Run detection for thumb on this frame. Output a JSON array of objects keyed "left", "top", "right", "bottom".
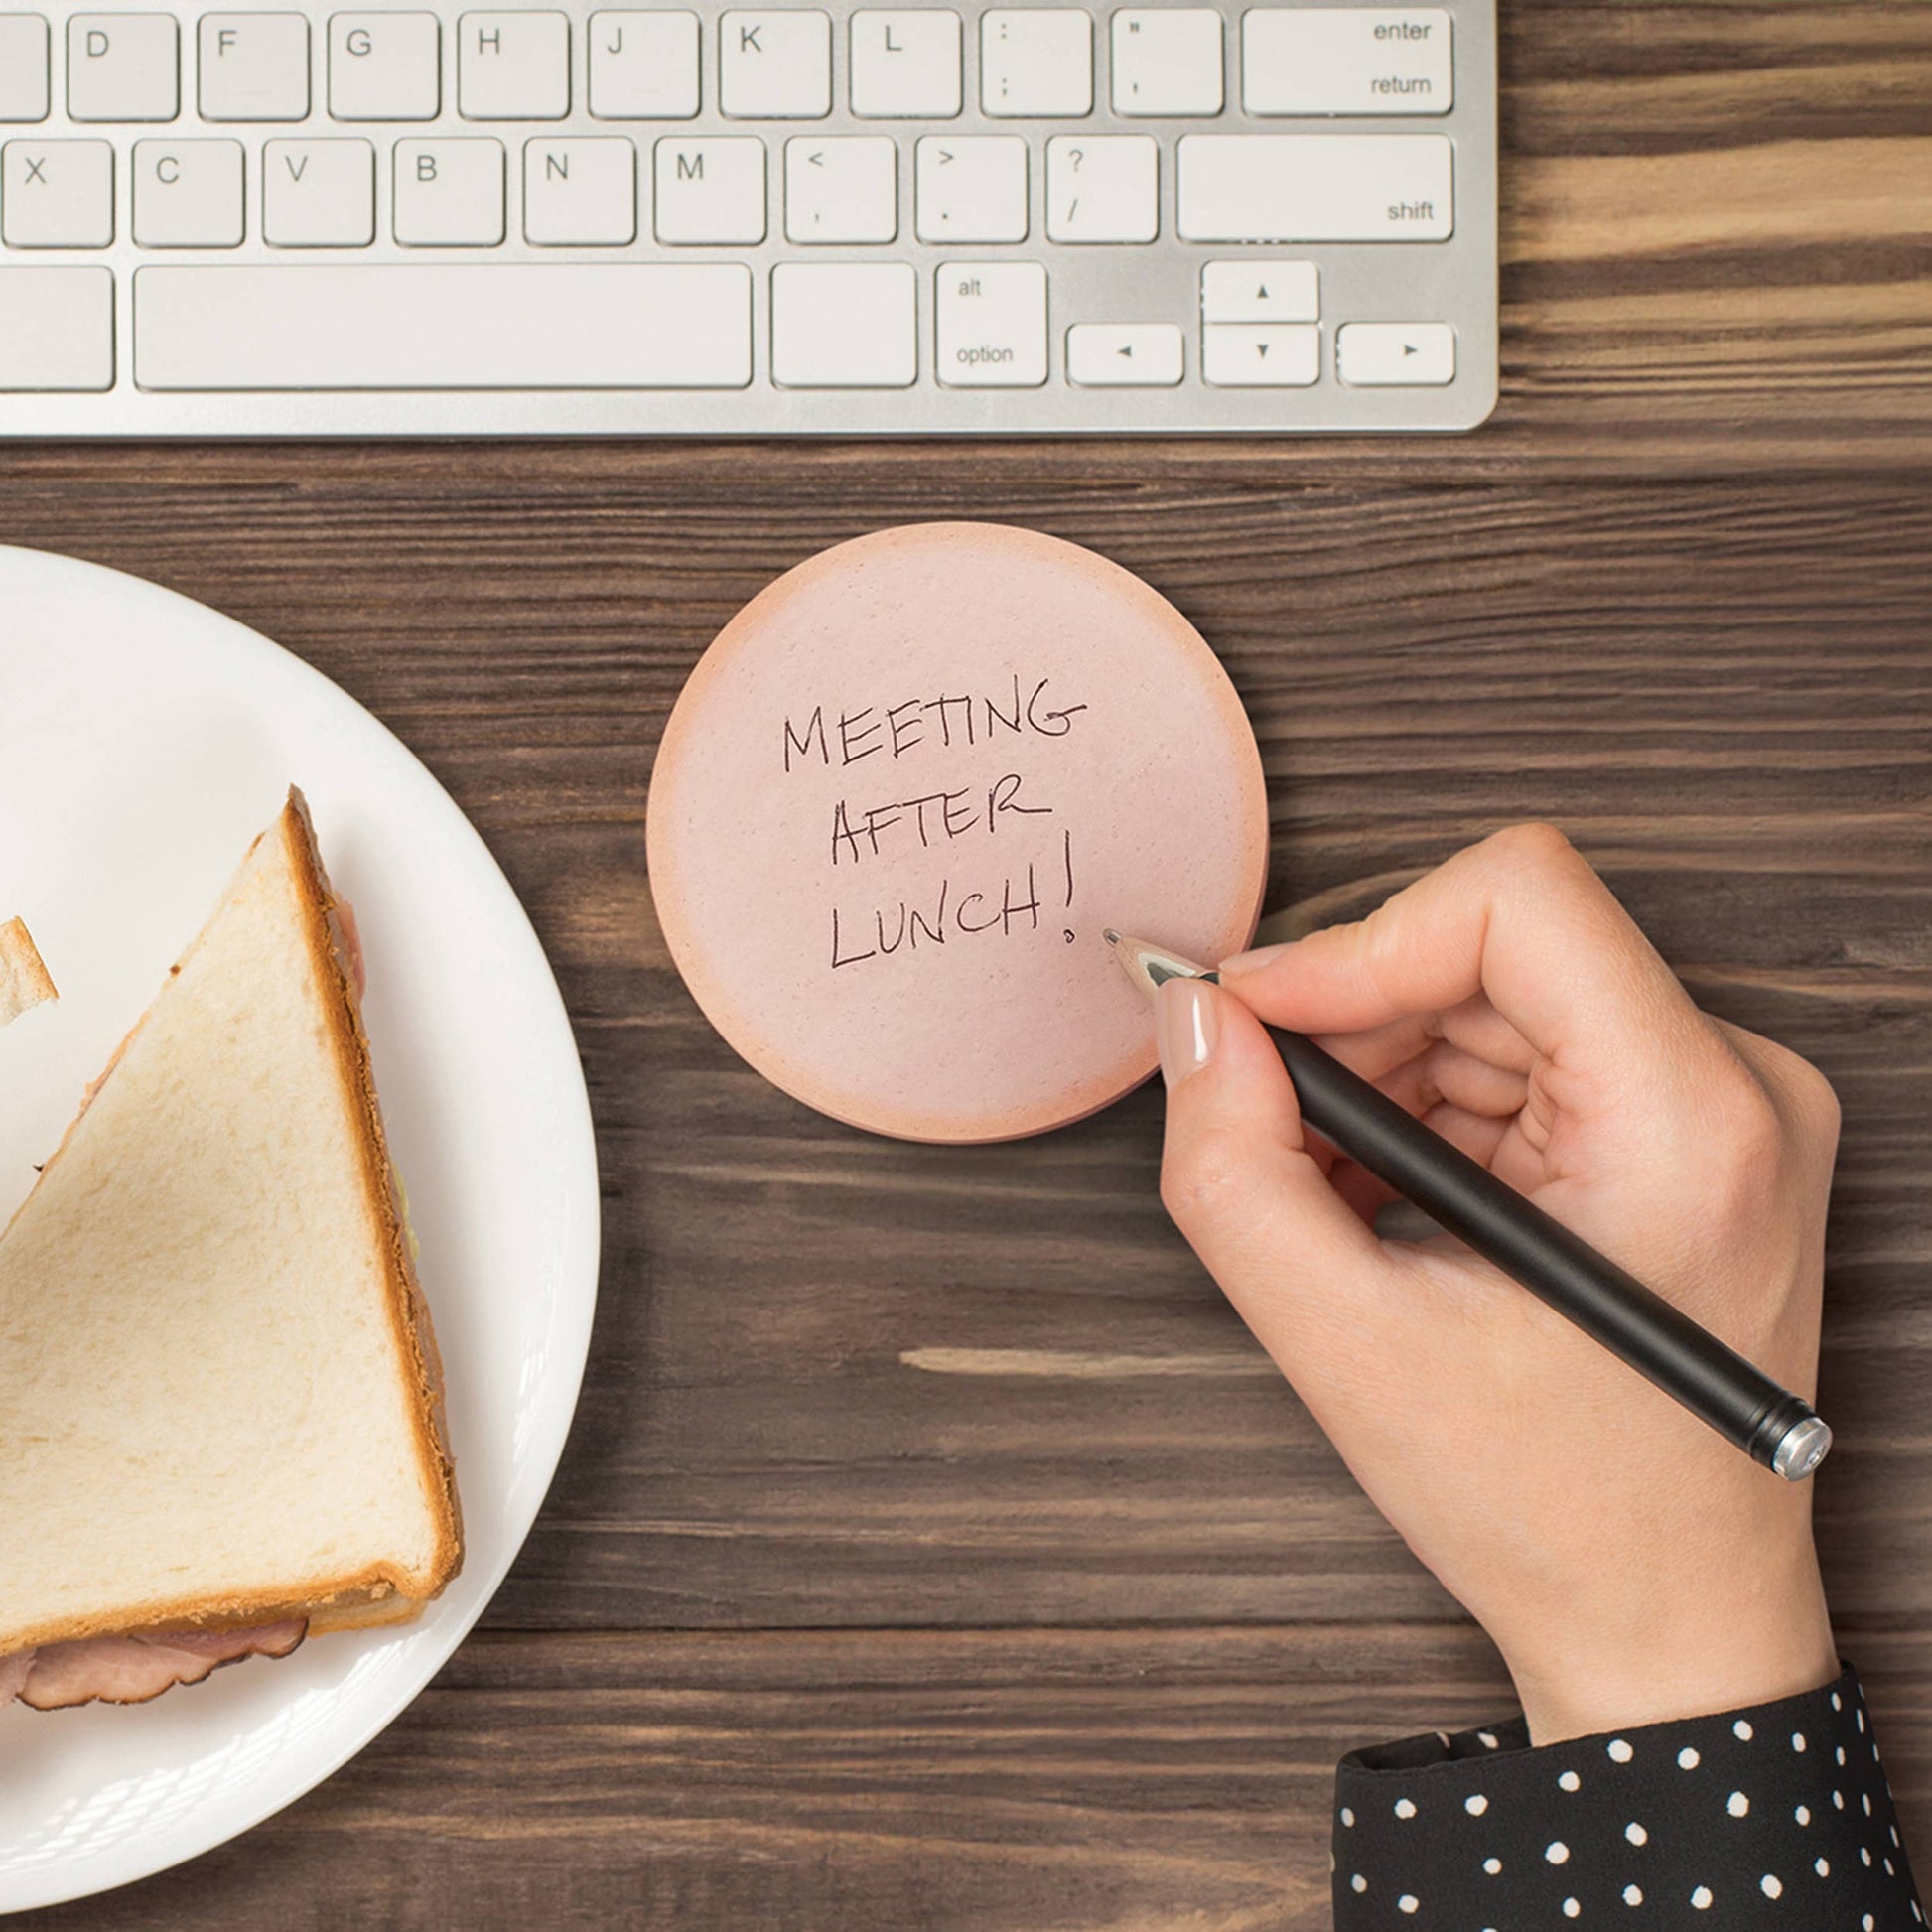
[{"left": 1156, "top": 978, "right": 1408, "bottom": 1393}]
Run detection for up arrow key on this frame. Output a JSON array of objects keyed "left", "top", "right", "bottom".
[{"left": 1200, "top": 261, "right": 1319, "bottom": 325}]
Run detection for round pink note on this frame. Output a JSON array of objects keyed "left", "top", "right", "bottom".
[{"left": 646, "top": 523, "right": 1268, "bottom": 1142}]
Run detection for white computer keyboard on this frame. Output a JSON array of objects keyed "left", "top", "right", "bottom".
[{"left": 0, "top": 2, "right": 1496, "bottom": 437}]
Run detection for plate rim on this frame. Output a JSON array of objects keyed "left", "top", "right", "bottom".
[{"left": 0, "top": 542, "right": 602, "bottom": 1915}]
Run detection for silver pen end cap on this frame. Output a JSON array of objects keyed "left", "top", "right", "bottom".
[{"left": 1772, "top": 1416, "right": 1833, "bottom": 1482}]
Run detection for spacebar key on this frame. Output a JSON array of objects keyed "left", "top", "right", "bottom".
[{"left": 134, "top": 264, "right": 754, "bottom": 391}]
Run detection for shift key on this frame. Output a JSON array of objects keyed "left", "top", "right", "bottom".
[{"left": 1178, "top": 134, "right": 1451, "bottom": 242}]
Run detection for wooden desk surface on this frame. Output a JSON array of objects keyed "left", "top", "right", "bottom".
[{"left": 9, "top": 4, "right": 1930, "bottom": 1924}]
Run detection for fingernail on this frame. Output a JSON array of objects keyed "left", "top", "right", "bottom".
[
  {"left": 1218, "top": 940, "right": 1294, "bottom": 977},
  {"left": 1157, "top": 980, "right": 1219, "bottom": 1089}
]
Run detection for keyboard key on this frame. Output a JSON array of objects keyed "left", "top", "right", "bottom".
[
  {"left": 588, "top": 11, "right": 698, "bottom": 119},
  {"left": 1201, "top": 258, "right": 1317, "bottom": 322},
  {"left": 68, "top": 15, "right": 179, "bottom": 123},
  {"left": 134, "top": 263, "right": 754, "bottom": 388},
  {"left": 1202, "top": 322, "right": 1318, "bottom": 385},
  {"left": 200, "top": 15, "right": 311, "bottom": 121},
  {"left": 721, "top": 12, "right": 831, "bottom": 119},
  {"left": 263, "top": 137, "right": 373, "bottom": 244},
  {"left": 936, "top": 260, "right": 1044, "bottom": 386},
  {"left": 0, "top": 267, "right": 113, "bottom": 389},
  {"left": 0, "top": 16, "right": 51, "bottom": 123},
  {"left": 653, "top": 135, "right": 765, "bottom": 242},
  {"left": 785, "top": 136, "right": 896, "bottom": 244},
  {"left": 772, "top": 262, "right": 915, "bottom": 386},
  {"left": 914, "top": 135, "right": 1025, "bottom": 243},
  {"left": 1111, "top": 11, "right": 1222, "bottom": 117},
  {"left": 459, "top": 12, "right": 568, "bottom": 120},
  {"left": 525, "top": 137, "right": 636, "bottom": 244},
  {"left": 329, "top": 13, "right": 440, "bottom": 121},
  {"left": 1337, "top": 320, "right": 1453, "bottom": 384},
  {"left": 132, "top": 138, "right": 245, "bottom": 246},
  {"left": 1244, "top": 9, "right": 1451, "bottom": 117},
  {"left": 1177, "top": 134, "right": 1451, "bottom": 241},
  {"left": 850, "top": 11, "right": 960, "bottom": 119},
  {"left": 1066, "top": 322, "right": 1181, "bottom": 386},
  {"left": 2, "top": 140, "right": 113, "bottom": 246},
  {"left": 1044, "top": 134, "right": 1156, "bottom": 243},
  {"left": 981, "top": 11, "right": 1090, "bottom": 118},
  {"left": 393, "top": 136, "right": 504, "bottom": 245}
]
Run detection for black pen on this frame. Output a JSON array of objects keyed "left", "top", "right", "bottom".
[{"left": 1105, "top": 929, "right": 1834, "bottom": 1482}]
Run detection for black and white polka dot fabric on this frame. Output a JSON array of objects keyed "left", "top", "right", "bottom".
[{"left": 1333, "top": 1663, "right": 1921, "bottom": 1926}]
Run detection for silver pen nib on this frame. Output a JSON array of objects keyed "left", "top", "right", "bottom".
[{"left": 1103, "top": 929, "right": 1215, "bottom": 1001}]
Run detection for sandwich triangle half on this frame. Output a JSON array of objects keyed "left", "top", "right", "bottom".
[{"left": 0, "top": 790, "right": 461, "bottom": 1656}]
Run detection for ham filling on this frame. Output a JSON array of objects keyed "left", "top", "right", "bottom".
[
  {"left": 334, "top": 895, "right": 367, "bottom": 1004},
  {"left": 1, "top": 1620, "right": 307, "bottom": 1711}
]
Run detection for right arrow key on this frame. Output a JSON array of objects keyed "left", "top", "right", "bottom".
[{"left": 1337, "top": 322, "right": 1456, "bottom": 386}]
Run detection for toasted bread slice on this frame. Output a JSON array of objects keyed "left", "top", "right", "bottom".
[
  {"left": 0, "top": 791, "right": 461, "bottom": 1658},
  {"left": 0, "top": 917, "right": 56, "bottom": 1029}
]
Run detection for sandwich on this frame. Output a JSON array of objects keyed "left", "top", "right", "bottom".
[
  {"left": 0, "top": 791, "right": 461, "bottom": 1710},
  {"left": 0, "top": 916, "right": 56, "bottom": 1028}
]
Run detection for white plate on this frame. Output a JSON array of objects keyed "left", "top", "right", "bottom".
[{"left": 0, "top": 546, "right": 601, "bottom": 1914}]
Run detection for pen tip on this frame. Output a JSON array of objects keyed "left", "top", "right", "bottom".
[
  {"left": 1102, "top": 931, "right": 1212, "bottom": 999},
  {"left": 1102, "top": 927, "right": 1121, "bottom": 946}
]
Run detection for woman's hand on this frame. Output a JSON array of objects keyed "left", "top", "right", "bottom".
[{"left": 1157, "top": 824, "right": 1842, "bottom": 1743}]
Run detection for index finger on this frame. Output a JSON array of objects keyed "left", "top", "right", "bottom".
[{"left": 1220, "top": 824, "right": 1715, "bottom": 1080}]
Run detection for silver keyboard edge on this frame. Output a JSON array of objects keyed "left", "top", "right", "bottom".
[{"left": 0, "top": 0, "right": 1498, "bottom": 437}]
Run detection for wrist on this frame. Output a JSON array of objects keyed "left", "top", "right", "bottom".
[{"left": 1500, "top": 1554, "right": 1839, "bottom": 1745}]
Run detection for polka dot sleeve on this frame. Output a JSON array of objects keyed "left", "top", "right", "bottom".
[{"left": 1332, "top": 1662, "right": 1921, "bottom": 1927}]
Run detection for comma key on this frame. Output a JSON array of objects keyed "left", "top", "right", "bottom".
[{"left": 936, "top": 261, "right": 1046, "bottom": 387}]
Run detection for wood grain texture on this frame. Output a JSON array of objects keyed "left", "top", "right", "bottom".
[
  {"left": 5, "top": 1, "right": 1930, "bottom": 1923},
  {"left": 15, "top": 1628, "right": 1932, "bottom": 1931}
]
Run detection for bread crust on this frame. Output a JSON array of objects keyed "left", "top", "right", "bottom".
[
  {"left": 282, "top": 787, "right": 465, "bottom": 1595},
  {"left": 0, "top": 792, "right": 463, "bottom": 1657},
  {"left": 0, "top": 916, "right": 57, "bottom": 1027}
]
